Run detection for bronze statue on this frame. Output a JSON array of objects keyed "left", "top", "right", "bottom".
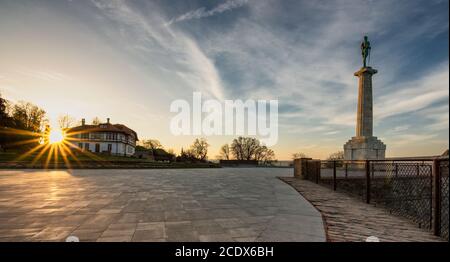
[{"left": 361, "top": 36, "right": 371, "bottom": 67}]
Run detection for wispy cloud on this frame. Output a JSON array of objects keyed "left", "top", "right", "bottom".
[
  {"left": 375, "top": 62, "right": 449, "bottom": 120},
  {"left": 91, "top": 0, "right": 224, "bottom": 100},
  {"left": 14, "top": 67, "right": 69, "bottom": 82},
  {"left": 417, "top": 104, "right": 449, "bottom": 132},
  {"left": 166, "top": 0, "right": 248, "bottom": 25},
  {"left": 387, "top": 133, "right": 439, "bottom": 146}
]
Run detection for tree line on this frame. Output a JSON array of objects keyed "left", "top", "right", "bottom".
[
  {"left": 137, "top": 138, "right": 210, "bottom": 163},
  {"left": 1, "top": 92, "right": 111, "bottom": 151},
  {"left": 138, "top": 137, "right": 277, "bottom": 163},
  {"left": 217, "top": 136, "right": 275, "bottom": 162},
  {"left": 291, "top": 151, "right": 344, "bottom": 161},
  {"left": 0, "top": 93, "right": 47, "bottom": 150}
]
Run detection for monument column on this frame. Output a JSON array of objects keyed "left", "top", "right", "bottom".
[
  {"left": 343, "top": 36, "right": 386, "bottom": 161},
  {"left": 355, "top": 67, "right": 377, "bottom": 138}
]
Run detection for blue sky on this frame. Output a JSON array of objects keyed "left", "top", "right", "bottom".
[{"left": 0, "top": 0, "right": 448, "bottom": 159}]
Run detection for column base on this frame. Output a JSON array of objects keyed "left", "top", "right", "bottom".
[{"left": 344, "top": 136, "right": 386, "bottom": 160}]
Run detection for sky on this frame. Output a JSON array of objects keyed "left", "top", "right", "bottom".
[{"left": 0, "top": 0, "right": 448, "bottom": 160}]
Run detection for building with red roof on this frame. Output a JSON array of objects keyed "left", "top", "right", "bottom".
[{"left": 66, "top": 118, "right": 138, "bottom": 156}]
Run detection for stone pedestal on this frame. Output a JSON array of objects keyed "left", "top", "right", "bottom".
[
  {"left": 344, "top": 66, "right": 386, "bottom": 160},
  {"left": 344, "top": 136, "right": 386, "bottom": 160}
]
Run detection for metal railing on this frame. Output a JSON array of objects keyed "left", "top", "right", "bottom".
[{"left": 300, "top": 157, "right": 449, "bottom": 240}]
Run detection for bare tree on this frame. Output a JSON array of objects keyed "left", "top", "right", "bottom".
[
  {"left": 140, "top": 139, "right": 163, "bottom": 158},
  {"left": 230, "top": 138, "right": 243, "bottom": 160},
  {"left": 218, "top": 144, "right": 231, "bottom": 160},
  {"left": 327, "top": 151, "right": 344, "bottom": 160},
  {"left": 92, "top": 117, "right": 102, "bottom": 125},
  {"left": 255, "top": 145, "right": 275, "bottom": 162},
  {"left": 58, "top": 114, "right": 76, "bottom": 129},
  {"left": 264, "top": 149, "right": 275, "bottom": 162},
  {"left": 292, "top": 152, "right": 309, "bottom": 159},
  {"left": 190, "top": 138, "right": 209, "bottom": 161},
  {"left": 231, "top": 137, "right": 261, "bottom": 160},
  {"left": 229, "top": 137, "right": 276, "bottom": 161}
]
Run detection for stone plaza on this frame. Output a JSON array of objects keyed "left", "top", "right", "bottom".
[{"left": 0, "top": 168, "right": 325, "bottom": 242}]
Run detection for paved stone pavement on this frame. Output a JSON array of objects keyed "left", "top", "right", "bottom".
[
  {"left": 0, "top": 168, "right": 325, "bottom": 242},
  {"left": 280, "top": 177, "right": 444, "bottom": 242}
]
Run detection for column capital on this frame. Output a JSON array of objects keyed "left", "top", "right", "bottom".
[{"left": 354, "top": 67, "right": 378, "bottom": 76}]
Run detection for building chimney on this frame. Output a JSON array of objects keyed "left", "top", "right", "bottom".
[
  {"left": 107, "top": 118, "right": 110, "bottom": 124},
  {"left": 81, "top": 118, "right": 85, "bottom": 126}
]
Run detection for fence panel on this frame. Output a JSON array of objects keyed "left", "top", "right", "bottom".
[
  {"left": 369, "top": 161, "right": 433, "bottom": 229},
  {"left": 301, "top": 157, "right": 448, "bottom": 238},
  {"left": 318, "top": 160, "right": 367, "bottom": 200}
]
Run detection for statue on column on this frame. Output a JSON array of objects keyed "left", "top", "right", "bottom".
[
  {"left": 361, "top": 36, "right": 371, "bottom": 68},
  {"left": 344, "top": 35, "right": 385, "bottom": 161}
]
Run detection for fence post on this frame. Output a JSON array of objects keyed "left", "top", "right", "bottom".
[
  {"left": 366, "top": 160, "right": 371, "bottom": 204},
  {"left": 305, "top": 160, "right": 309, "bottom": 180},
  {"left": 429, "top": 164, "right": 433, "bottom": 232},
  {"left": 394, "top": 163, "right": 398, "bottom": 177},
  {"left": 316, "top": 161, "right": 320, "bottom": 184},
  {"left": 333, "top": 161, "right": 337, "bottom": 191},
  {"left": 345, "top": 162, "right": 348, "bottom": 178},
  {"left": 432, "top": 159, "right": 441, "bottom": 236},
  {"left": 371, "top": 162, "right": 375, "bottom": 179}
]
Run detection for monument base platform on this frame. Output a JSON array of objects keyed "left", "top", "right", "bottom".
[{"left": 344, "top": 136, "right": 386, "bottom": 160}]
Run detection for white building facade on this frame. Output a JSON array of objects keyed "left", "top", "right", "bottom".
[{"left": 66, "top": 118, "right": 138, "bottom": 157}]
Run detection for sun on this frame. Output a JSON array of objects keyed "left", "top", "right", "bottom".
[
  {"left": 48, "top": 128, "right": 65, "bottom": 144},
  {"left": 4, "top": 124, "right": 94, "bottom": 169}
]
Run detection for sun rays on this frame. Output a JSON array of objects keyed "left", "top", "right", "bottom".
[{"left": 0, "top": 126, "right": 103, "bottom": 169}]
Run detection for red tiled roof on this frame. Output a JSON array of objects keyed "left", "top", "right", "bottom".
[{"left": 66, "top": 123, "right": 138, "bottom": 140}]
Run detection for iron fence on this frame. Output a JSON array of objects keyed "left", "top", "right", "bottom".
[
  {"left": 369, "top": 161, "right": 432, "bottom": 229},
  {"left": 299, "top": 157, "right": 449, "bottom": 239},
  {"left": 438, "top": 160, "right": 449, "bottom": 240}
]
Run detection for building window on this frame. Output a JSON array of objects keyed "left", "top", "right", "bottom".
[
  {"left": 108, "top": 144, "right": 112, "bottom": 152},
  {"left": 78, "top": 143, "right": 83, "bottom": 149},
  {"left": 95, "top": 144, "right": 100, "bottom": 153},
  {"left": 106, "top": 133, "right": 113, "bottom": 140},
  {"left": 81, "top": 133, "right": 89, "bottom": 139},
  {"left": 85, "top": 143, "right": 90, "bottom": 151},
  {"left": 91, "top": 133, "right": 102, "bottom": 140}
]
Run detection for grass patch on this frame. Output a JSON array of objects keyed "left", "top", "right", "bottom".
[{"left": 0, "top": 151, "right": 220, "bottom": 169}]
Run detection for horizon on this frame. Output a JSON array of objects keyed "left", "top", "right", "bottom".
[{"left": 0, "top": 0, "right": 449, "bottom": 160}]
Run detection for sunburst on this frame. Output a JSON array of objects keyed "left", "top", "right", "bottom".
[
  {"left": 48, "top": 128, "right": 65, "bottom": 144},
  {"left": 0, "top": 125, "right": 103, "bottom": 169}
]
